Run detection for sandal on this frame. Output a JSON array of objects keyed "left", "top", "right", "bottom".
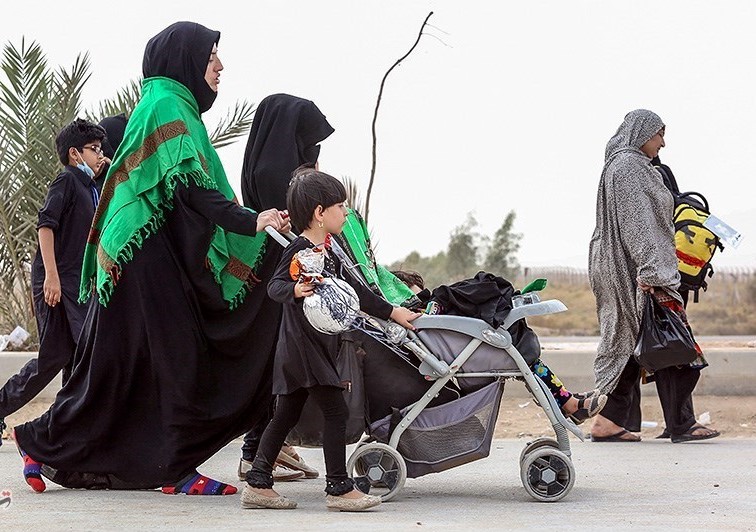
[
  {"left": 567, "top": 392, "right": 608, "bottom": 424},
  {"left": 590, "top": 429, "right": 641, "bottom": 442},
  {"left": 671, "top": 425, "right": 720, "bottom": 443}
]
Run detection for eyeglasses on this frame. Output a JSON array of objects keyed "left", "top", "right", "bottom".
[{"left": 81, "top": 145, "right": 104, "bottom": 156}]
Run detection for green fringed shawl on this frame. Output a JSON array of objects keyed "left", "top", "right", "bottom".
[
  {"left": 79, "top": 77, "right": 266, "bottom": 309},
  {"left": 339, "top": 208, "right": 417, "bottom": 306}
]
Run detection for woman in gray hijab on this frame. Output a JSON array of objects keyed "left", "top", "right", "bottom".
[{"left": 588, "top": 109, "right": 719, "bottom": 443}]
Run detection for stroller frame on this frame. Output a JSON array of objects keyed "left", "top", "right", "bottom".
[
  {"left": 356, "top": 304, "right": 584, "bottom": 503},
  {"left": 265, "top": 227, "right": 584, "bottom": 502}
]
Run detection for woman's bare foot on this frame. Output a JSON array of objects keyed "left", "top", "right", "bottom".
[{"left": 590, "top": 414, "right": 641, "bottom": 441}]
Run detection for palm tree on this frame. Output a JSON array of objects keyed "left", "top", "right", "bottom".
[{"left": 0, "top": 39, "right": 254, "bottom": 343}]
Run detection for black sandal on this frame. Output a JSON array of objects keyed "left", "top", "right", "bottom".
[
  {"left": 567, "top": 392, "right": 608, "bottom": 425},
  {"left": 671, "top": 425, "right": 720, "bottom": 443}
]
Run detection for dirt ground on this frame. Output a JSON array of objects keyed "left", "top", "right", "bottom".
[
  {"left": 2, "top": 395, "right": 755, "bottom": 445},
  {"left": 493, "top": 394, "right": 756, "bottom": 440}
]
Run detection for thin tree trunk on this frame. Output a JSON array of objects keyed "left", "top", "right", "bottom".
[{"left": 365, "top": 11, "right": 433, "bottom": 225}]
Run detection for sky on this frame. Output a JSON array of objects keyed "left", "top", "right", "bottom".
[{"left": 2, "top": 0, "right": 754, "bottom": 269}]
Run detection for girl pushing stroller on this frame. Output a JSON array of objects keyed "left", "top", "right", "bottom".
[{"left": 241, "top": 167, "right": 419, "bottom": 511}]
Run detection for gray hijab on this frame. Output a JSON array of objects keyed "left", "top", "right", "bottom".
[{"left": 604, "top": 109, "right": 664, "bottom": 161}]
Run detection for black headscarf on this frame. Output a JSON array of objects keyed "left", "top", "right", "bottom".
[
  {"left": 94, "top": 113, "right": 129, "bottom": 192},
  {"left": 240, "top": 94, "right": 335, "bottom": 211},
  {"left": 98, "top": 113, "right": 128, "bottom": 159},
  {"left": 142, "top": 21, "right": 220, "bottom": 114}
]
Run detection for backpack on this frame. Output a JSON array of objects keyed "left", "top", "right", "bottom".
[{"left": 672, "top": 191, "right": 724, "bottom": 302}]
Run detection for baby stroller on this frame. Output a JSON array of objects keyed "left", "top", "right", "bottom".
[{"left": 265, "top": 227, "right": 585, "bottom": 503}]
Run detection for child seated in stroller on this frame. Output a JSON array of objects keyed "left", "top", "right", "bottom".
[{"left": 391, "top": 269, "right": 606, "bottom": 425}]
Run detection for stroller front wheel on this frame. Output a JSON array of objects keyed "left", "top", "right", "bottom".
[
  {"left": 520, "top": 447, "right": 575, "bottom": 502},
  {"left": 347, "top": 442, "right": 407, "bottom": 502},
  {"left": 519, "top": 437, "right": 560, "bottom": 465}
]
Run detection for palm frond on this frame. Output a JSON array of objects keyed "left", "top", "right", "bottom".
[
  {"left": 88, "top": 79, "right": 141, "bottom": 122},
  {"left": 208, "top": 100, "right": 255, "bottom": 149},
  {"left": 342, "top": 175, "right": 366, "bottom": 214}
]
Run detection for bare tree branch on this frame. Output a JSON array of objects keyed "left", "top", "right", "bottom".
[{"left": 364, "top": 11, "right": 433, "bottom": 224}]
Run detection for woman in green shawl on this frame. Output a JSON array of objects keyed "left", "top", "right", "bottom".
[{"left": 13, "top": 21, "right": 289, "bottom": 495}]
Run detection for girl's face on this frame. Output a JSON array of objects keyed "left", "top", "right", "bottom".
[{"left": 320, "top": 202, "right": 348, "bottom": 234}]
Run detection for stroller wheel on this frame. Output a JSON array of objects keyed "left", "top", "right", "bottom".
[
  {"left": 519, "top": 437, "right": 560, "bottom": 465},
  {"left": 347, "top": 442, "right": 407, "bottom": 502},
  {"left": 520, "top": 447, "right": 575, "bottom": 502}
]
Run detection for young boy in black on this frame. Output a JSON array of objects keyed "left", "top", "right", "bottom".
[{"left": 0, "top": 119, "right": 106, "bottom": 450}]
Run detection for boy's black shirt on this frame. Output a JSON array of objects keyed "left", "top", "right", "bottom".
[{"left": 32, "top": 165, "right": 98, "bottom": 300}]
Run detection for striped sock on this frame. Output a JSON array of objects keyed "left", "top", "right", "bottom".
[
  {"left": 13, "top": 432, "right": 46, "bottom": 493},
  {"left": 161, "top": 472, "right": 237, "bottom": 495}
]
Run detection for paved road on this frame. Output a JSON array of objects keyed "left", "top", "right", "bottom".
[{"left": 1, "top": 437, "right": 754, "bottom": 530}]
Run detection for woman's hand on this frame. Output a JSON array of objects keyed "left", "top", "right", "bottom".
[
  {"left": 44, "top": 272, "right": 62, "bottom": 307},
  {"left": 637, "top": 278, "right": 655, "bottom": 294},
  {"left": 390, "top": 306, "right": 422, "bottom": 330},
  {"left": 256, "top": 208, "right": 290, "bottom": 233},
  {"left": 294, "top": 279, "right": 315, "bottom": 298}
]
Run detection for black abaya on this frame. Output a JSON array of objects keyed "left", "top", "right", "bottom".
[{"left": 15, "top": 183, "right": 278, "bottom": 488}]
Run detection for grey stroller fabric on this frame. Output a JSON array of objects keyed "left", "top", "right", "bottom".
[
  {"left": 589, "top": 109, "right": 682, "bottom": 393},
  {"left": 369, "top": 381, "right": 503, "bottom": 478},
  {"left": 417, "top": 329, "right": 539, "bottom": 394}
]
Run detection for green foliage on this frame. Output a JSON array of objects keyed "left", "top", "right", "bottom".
[
  {"left": 446, "top": 212, "right": 481, "bottom": 279},
  {"left": 0, "top": 37, "right": 256, "bottom": 343},
  {"left": 484, "top": 210, "right": 522, "bottom": 280},
  {"left": 0, "top": 39, "right": 88, "bottom": 337},
  {"left": 388, "top": 250, "right": 449, "bottom": 292},
  {"left": 388, "top": 210, "right": 523, "bottom": 289}
]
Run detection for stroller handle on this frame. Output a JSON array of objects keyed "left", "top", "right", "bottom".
[{"left": 264, "top": 226, "right": 297, "bottom": 247}]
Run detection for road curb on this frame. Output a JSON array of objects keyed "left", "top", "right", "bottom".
[{"left": 2, "top": 347, "right": 754, "bottom": 400}]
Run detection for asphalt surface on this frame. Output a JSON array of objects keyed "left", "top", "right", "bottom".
[{"left": 1, "top": 436, "right": 754, "bottom": 530}]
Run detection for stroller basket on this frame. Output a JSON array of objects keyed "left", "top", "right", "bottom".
[{"left": 369, "top": 380, "right": 504, "bottom": 478}]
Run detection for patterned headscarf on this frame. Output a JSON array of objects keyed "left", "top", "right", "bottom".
[{"left": 604, "top": 109, "right": 665, "bottom": 161}]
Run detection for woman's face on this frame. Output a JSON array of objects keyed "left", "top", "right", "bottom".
[
  {"left": 640, "top": 128, "right": 665, "bottom": 159},
  {"left": 205, "top": 44, "right": 223, "bottom": 93}
]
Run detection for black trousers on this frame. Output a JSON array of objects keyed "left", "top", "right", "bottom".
[
  {"left": 241, "top": 398, "right": 275, "bottom": 461},
  {"left": 601, "top": 356, "right": 700, "bottom": 436},
  {"left": 246, "top": 386, "right": 353, "bottom": 495},
  {"left": 0, "top": 296, "right": 85, "bottom": 418}
]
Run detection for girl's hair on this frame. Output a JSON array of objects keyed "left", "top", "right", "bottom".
[
  {"left": 391, "top": 270, "right": 426, "bottom": 290},
  {"left": 287, "top": 165, "right": 347, "bottom": 232}
]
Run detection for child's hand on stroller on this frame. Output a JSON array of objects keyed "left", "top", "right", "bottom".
[
  {"left": 294, "top": 278, "right": 315, "bottom": 298},
  {"left": 390, "top": 307, "right": 421, "bottom": 330}
]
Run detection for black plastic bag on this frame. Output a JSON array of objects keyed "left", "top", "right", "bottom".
[{"left": 634, "top": 292, "right": 698, "bottom": 371}]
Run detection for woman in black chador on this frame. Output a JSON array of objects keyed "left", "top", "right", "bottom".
[
  {"left": 13, "top": 21, "right": 289, "bottom": 495},
  {"left": 237, "top": 94, "right": 335, "bottom": 480}
]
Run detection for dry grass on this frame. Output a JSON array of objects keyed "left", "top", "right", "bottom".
[{"left": 524, "top": 275, "right": 756, "bottom": 336}]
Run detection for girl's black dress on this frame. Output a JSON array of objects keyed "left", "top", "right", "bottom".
[{"left": 268, "top": 236, "right": 393, "bottom": 395}]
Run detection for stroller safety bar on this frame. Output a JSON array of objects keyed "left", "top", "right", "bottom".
[{"left": 500, "top": 300, "right": 568, "bottom": 329}]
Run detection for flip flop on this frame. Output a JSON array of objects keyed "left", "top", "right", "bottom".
[
  {"left": 671, "top": 425, "right": 721, "bottom": 443},
  {"left": 655, "top": 428, "right": 671, "bottom": 439},
  {"left": 590, "top": 429, "right": 641, "bottom": 442}
]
